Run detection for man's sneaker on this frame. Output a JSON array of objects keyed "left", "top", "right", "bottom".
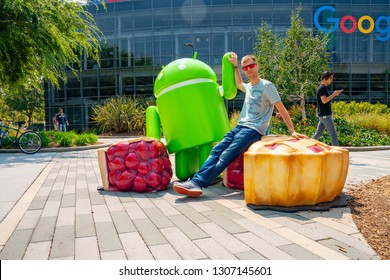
[{"left": 173, "top": 180, "right": 202, "bottom": 197}]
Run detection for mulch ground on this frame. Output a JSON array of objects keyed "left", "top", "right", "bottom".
[{"left": 347, "top": 175, "right": 390, "bottom": 260}]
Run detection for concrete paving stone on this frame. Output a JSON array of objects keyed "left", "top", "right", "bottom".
[
  {"left": 63, "top": 184, "right": 76, "bottom": 195},
  {"left": 318, "top": 238, "right": 380, "bottom": 260},
  {"left": 267, "top": 212, "right": 312, "bottom": 224},
  {"left": 234, "top": 232, "right": 295, "bottom": 260},
  {"left": 31, "top": 216, "right": 57, "bottom": 242},
  {"left": 268, "top": 216, "right": 329, "bottom": 241},
  {"left": 104, "top": 194, "right": 126, "bottom": 212},
  {"left": 304, "top": 222, "right": 378, "bottom": 256},
  {"left": 119, "top": 232, "right": 154, "bottom": 260},
  {"left": 131, "top": 192, "right": 156, "bottom": 209},
  {"left": 203, "top": 201, "right": 247, "bottom": 220},
  {"left": 61, "top": 193, "right": 75, "bottom": 208},
  {"left": 0, "top": 229, "right": 33, "bottom": 260},
  {"left": 47, "top": 190, "right": 63, "bottom": 202},
  {"left": 214, "top": 198, "right": 246, "bottom": 210},
  {"left": 54, "top": 175, "right": 67, "bottom": 183},
  {"left": 90, "top": 191, "right": 106, "bottom": 205},
  {"left": 202, "top": 210, "right": 248, "bottom": 234},
  {"left": 271, "top": 227, "right": 349, "bottom": 260},
  {"left": 160, "top": 227, "right": 208, "bottom": 260},
  {"left": 95, "top": 221, "right": 123, "bottom": 252},
  {"left": 152, "top": 199, "right": 181, "bottom": 216},
  {"left": 76, "top": 198, "right": 92, "bottom": 215},
  {"left": 100, "top": 250, "right": 127, "bottom": 260},
  {"left": 278, "top": 243, "right": 324, "bottom": 260},
  {"left": 23, "top": 241, "right": 51, "bottom": 260},
  {"left": 299, "top": 214, "right": 359, "bottom": 235},
  {"left": 76, "top": 180, "right": 88, "bottom": 190},
  {"left": 76, "top": 187, "right": 90, "bottom": 200},
  {"left": 232, "top": 208, "right": 283, "bottom": 229},
  {"left": 36, "top": 186, "right": 52, "bottom": 198},
  {"left": 76, "top": 213, "right": 96, "bottom": 238},
  {"left": 235, "top": 250, "right": 267, "bottom": 260},
  {"left": 111, "top": 211, "right": 137, "bottom": 233},
  {"left": 149, "top": 243, "right": 182, "bottom": 260},
  {"left": 173, "top": 204, "right": 211, "bottom": 224},
  {"left": 184, "top": 199, "right": 213, "bottom": 213},
  {"left": 52, "top": 181, "right": 65, "bottom": 190},
  {"left": 75, "top": 236, "right": 100, "bottom": 260},
  {"left": 198, "top": 222, "right": 251, "bottom": 254},
  {"left": 16, "top": 209, "right": 42, "bottom": 230},
  {"left": 115, "top": 192, "right": 135, "bottom": 203},
  {"left": 56, "top": 207, "right": 75, "bottom": 227},
  {"left": 133, "top": 218, "right": 168, "bottom": 246},
  {"left": 233, "top": 218, "right": 292, "bottom": 247},
  {"left": 50, "top": 225, "right": 75, "bottom": 259},
  {"left": 193, "top": 237, "right": 237, "bottom": 260},
  {"left": 143, "top": 207, "right": 175, "bottom": 229},
  {"left": 123, "top": 201, "right": 148, "bottom": 220},
  {"left": 92, "top": 204, "right": 112, "bottom": 223},
  {"left": 168, "top": 214, "right": 209, "bottom": 240},
  {"left": 40, "top": 200, "right": 61, "bottom": 218}
]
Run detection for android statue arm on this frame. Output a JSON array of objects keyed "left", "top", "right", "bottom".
[{"left": 219, "top": 52, "right": 237, "bottom": 100}]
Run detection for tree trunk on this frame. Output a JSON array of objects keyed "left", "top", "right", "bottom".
[{"left": 300, "top": 94, "right": 307, "bottom": 120}]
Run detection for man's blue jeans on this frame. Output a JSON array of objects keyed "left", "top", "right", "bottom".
[
  {"left": 59, "top": 124, "right": 67, "bottom": 132},
  {"left": 192, "top": 125, "right": 261, "bottom": 188},
  {"left": 312, "top": 114, "right": 339, "bottom": 146}
]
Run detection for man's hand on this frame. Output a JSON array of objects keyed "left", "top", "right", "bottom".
[
  {"left": 229, "top": 52, "right": 238, "bottom": 67},
  {"left": 292, "top": 132, "right": 309, "bottom": 139}
]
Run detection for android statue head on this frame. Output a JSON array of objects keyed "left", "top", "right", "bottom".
[{"left": 146, "top": 51, "right": 236, "bottom": 179}]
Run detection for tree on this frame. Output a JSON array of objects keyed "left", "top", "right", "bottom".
[
  {"left": 0, "top": 0, "right": 103, "bottom": 90},
  {"left": 3, "top": 81, "right": 45, "bottom": 127},
  {"left": 255, "top": 7, "right": 332, "bottom": 119}
]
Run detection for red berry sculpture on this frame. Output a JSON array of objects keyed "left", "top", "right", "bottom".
[{"left": 98, "top": 138, "right": 172, "bottom": 192}]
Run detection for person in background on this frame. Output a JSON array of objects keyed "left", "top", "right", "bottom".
[
  {"left": 52, "top": 112, "right": 59, "bottom": 130},
  {"left": 56, "top": 108, "right": 69, "bottom": 132},
  {"left": 173, "top": 52, "right": 308, "bottom": 197},
  {"left": 312, "top": 71, "right": 343, "bottom": 146}
]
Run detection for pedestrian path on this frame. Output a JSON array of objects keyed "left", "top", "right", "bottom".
[{"left": 0, "top": 138, "right": 389, "bottom": 260}]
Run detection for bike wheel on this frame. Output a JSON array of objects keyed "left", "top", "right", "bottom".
[{"left": 18, "top": 131, "right": 42, "bottom": 154}]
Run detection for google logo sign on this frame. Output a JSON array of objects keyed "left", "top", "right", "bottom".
[{"left": 314, "top": 6, "right": 390, "bottom": 42}]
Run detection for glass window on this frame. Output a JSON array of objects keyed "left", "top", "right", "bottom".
[
  {"left": 134, "top": 0, "right": 151, "bottom": 9},
  {"left": 120, "top": 15, "right": 133, "bottom": 33},
  {"left": 154, "top": 9, "right": 172, "bottom": 28},
  {"left": 154, "top": 0, "right": 172, "bottom": 8},
  {"left": 233, "top": 5, "right": 252, "bottom": 27},
  {"left": 119, "top": 39, "right": 129, "bottom": 67},
  {"left": 134, "top": 11, "right": 152, "bottom": 30},
  {"left": 100, "top": 40, "right": 116, "bottom": 68},
  {"left": 154, "top": 34, "right": 174, "bottom": 66},
  {"left": 212, "top": 5, "right": 231, "bottom": 27},
  {"left": 192, "top": 5, "right": 211, "bottom": 27},
  {"left": 95, "top": 16, "right": 115, "bottom": 36},
  {"left": 212, "top": 34, "right": 226, "bottom": 64}
]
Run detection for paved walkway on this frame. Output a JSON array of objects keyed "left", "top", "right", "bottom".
[{"left": 0, "top": 138, "right": 389, "bottom": 260}]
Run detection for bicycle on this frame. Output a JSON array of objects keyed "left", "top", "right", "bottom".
[{"left": 0, "top": 121, "right": 42, "bottom": 154}]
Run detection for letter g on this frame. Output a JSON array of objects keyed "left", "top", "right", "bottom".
[{"left": 314, "top": 6, "right": 339, "bottom": 33}]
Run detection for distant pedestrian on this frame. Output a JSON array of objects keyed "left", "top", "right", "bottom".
[
  {"left": 52, "top": 113, "right": 59, "bottom": 130},
  {"left": 312, "top": 71, "right": 343, "bottom": 146},
  {"left": 56, "top": 108, "right": 69, "bottom": 132}
]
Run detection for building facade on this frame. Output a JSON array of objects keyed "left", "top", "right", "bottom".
[{"left": 45, "top": 0, "right": 390, "bottom": 131}]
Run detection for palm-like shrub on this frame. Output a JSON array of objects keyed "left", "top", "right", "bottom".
[{"left": 92, "top": 96, "right": 155, "bottom": 134}]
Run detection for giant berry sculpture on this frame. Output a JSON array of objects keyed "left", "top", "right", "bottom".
[{"left": 98, "top": 138, "right": 172, "bottom": 192}]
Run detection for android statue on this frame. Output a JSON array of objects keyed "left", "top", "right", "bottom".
[{"left": 146, "top": 52, "right": 236, "bottom": 180}]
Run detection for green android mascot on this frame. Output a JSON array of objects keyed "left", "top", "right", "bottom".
[{"left": 146, "top": 52, "right": 236, "bottom": 180}]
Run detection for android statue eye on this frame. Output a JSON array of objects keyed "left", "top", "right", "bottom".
[{"left": 178, "top": 64, "right": 186, "bottom": 70}]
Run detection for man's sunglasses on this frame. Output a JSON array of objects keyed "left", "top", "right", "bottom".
[{"left": 242, "top": 63, "right": 256, "bottom": 71}]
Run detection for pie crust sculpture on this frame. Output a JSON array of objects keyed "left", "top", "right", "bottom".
[{"left": 244, "top": 136, "right": 349, "bottom": 206}]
